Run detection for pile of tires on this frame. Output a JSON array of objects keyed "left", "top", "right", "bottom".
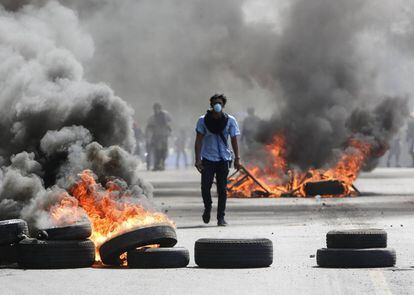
[
  {"left": 194, "top": 238, "right": 273, "bottom": 268},
  {"left": 0, "top": 219, "right": 29, "bottom": 266},
  {"left": 0, "top": 219, "right": 95, "bottom": 269},
  {"left": 317, "top": 229, "right": 396, "bottom": 268},
  {"left": 17, "top": 222, "right": 95, "bottom": 269},
  {"left": 99, "top": 223, "right": 189, "bottom": 268}
]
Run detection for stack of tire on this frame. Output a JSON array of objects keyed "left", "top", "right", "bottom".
[
  {"left": 17, "top": 222, "right": 96, "bottom": 269},
  {"left": 0, "top": 219, "right": 29, "bottom": 267},
  {"left": 195, "top": 238, "right": 273, "bottom": 268},
  {"left": 99, "top": 223, "right": 189, "bottom": 268},
  {"left": 0, "top": 219, "right": 96, "bottom": 269},
  {"left": 317, "top": 229, "right": 396, "bottom": 268}
]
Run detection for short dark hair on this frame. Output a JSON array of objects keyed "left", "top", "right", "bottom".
[{"left": 210, "top": 94, "right": 227, "bottom": 106}]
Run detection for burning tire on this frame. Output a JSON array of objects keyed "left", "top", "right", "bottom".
[
  {"left": 36, "top": 222, "right": 92, "bottom": 241},
  {"left": 99, "top": 224, "right": 177, "bottom": 266},
  {"left": 194, "top": 238, "right": 273, "bottom": 268},
  {"left": 0, "top": 219, "right": 29, "bottom": 245},
  {"left": 317, "top": 248, "right": 396, "bottom": 268},
  {"left": 127, "top": 247, "right": 189, "bottom": 268},
  {"left": 17, "top": 238, "right": 95, "bottom": 269},
  {"left": 327, "top": 229, "right": 387, "bottom": 249},
  {"left": 0, "top": 244, "right": 17, "bottom": 266},
  {"left": 304, "top": 180, "right": 345, "bottom": 196}
]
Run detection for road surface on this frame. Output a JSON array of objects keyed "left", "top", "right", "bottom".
[{"left": 1, "top": 168, "right": 413, "bottom": 295}]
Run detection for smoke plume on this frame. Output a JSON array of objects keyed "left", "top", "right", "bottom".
[
  {"left": 0, "top": 1, "right": 153, "bottom": 229},
  {"left": 256, "top": 0, "right": 409, "bottom": 170},
  {"left": 0, "top": 0, "right": 412, "bottom": 228},
  {"left": 63, "top": 0, "right": 411, "bottom": 169}
]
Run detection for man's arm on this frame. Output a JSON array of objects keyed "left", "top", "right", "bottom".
[
  {"left": 195, "top": 132, "right": 204, "bottom": 172},
  {"left": 231, "top": 136, "right": 242, "bottom": 170}
]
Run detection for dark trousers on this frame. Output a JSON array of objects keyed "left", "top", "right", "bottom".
[{"left": 201, "top": 159, "right": 229, "bottom": 219}]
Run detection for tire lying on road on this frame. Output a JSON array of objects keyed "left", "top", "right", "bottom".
[
  {"left": 317, "top": 248, "right": 396, "bottom": 268},
  {"left": 36, "top": 222, "right": 92, "bottom": 241},
  {"left": 127, "top": 247, "right": 189, "bottom": 268},
  {"left": 99, "top": 224, "right": 177, "bottom": 266},
  {"left": 195, "top": 238, "right": 273, "bottom": 268},
  {"left": 327, "top": 229, "right": 387, "bottom": 249},
  {"left": 0, "top": 244, "right": 17, "bottom": 266},
  {"left": 0, "top": 219, "right": 29, "bottom": 245},
  {"left": 17, "top": 238, "right": 95, "bottom": 269}
]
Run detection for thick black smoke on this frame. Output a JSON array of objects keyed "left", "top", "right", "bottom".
[
  {"left": 0, "top": 1, "right": 153, "bottom": 229},
  {"left": 0, "top": 0, "right": 411, "bottom": 228},
  {"left": 63, "top": 0, "right": 411, "bottom": 170},
  {"left": 256, "top": 0, "right": 409, "bottom": 170}
]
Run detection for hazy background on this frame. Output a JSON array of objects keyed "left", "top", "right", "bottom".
[
  {"left": 62, "top": 0, "right": 414, "bottom": 126},
  {"left": 61, "top": 0, "right": 414, "bottom": 166}
]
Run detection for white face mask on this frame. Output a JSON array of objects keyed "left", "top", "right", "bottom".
[{"left": 213, "top": 103, "right": 222, "bottom": 113}]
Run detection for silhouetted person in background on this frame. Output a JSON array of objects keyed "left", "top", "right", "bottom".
[
  {"left": 241, "top": 107, "right": 260, "bottom": 155},
  {"left": 175, "top": 128, "right": 188, "bottom": 168},
  {"left": 195, "top": 94, "right": 241, "bottom": 226},
  {"left": 407, "top": 114, "right": 414, "bottom": 167},
  {"left": 387, "top": 133, "right": 401, "bottom": 167},
  {"left": 146, "top": 103, "right": 172, "bottom": 171}
]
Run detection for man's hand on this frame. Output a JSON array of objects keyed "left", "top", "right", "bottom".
[
  {"left": 234, "top": 158, "right": 242, "bottom": 170},
  {"left": 195, "top": 160, "right": 204, "bottom": 173}
]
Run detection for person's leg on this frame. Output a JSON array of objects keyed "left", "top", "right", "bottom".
[
  {"left": 176, "top": 149, "right": 180, "bottom": 169},
  {"left": 160, "top": 140, "right": 168, "bottom": 170},
  {"left": 183, "top": 149, "right": 188, "bottom": 167},
  {"left": 154, "top": 148, "right": 161, "bottom": 170},
  {"left": 201, "top": 160, "right": 215, "bottom": 223},
  {"left": 387, "top": 151, "right": 392, "bottom": 167},
  {"left": 146, "top": 144, "right": 151, "bottom": 171},
  {"left": 216, "top": 161, "right": 229, "bottom": 224}
]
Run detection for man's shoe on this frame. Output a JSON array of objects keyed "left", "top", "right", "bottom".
[
  {"left": 217, "top": 218, "right": 228, "bottom": 227},
  {"left": 202, "top": 209, "right": 211, "bottom": 224}
]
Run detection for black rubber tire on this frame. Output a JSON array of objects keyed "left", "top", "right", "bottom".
[
  {"left": 317, "top": 248, "right": 396, "bottom": 268},
  {"left": 127, "top": 247, "right": 189, "bottom": 268},
  {"left": 99, "top": 224, "right": 177, "bottom": 266},
  {"left": 327, "top": 229, "right": 387, "bottom": 248},
  {"left": 0, "top": 219, "right": 29, "bottom": 245},
  {"left": 0, "top": 244, "right": 17, "bottom": 265},
  {"left": 36, "top": 222, "right": 92, "bottom": 241},
  {"left": 17, "top": 238, "right": 95, "bottom": 269},
  {"left": 195, "top": 238, "right": 273, "bottom": 268}
]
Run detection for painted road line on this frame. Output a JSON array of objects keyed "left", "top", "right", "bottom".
[{"left": 369, "top": 270, "right": 393, "bottom": 295}]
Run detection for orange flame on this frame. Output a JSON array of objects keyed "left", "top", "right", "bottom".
[
  {"left": 229, "top": 133, "right": 373, "bottom": 198},
  {"left": 49, "top": 170, "right": 173, "bottom": 261}
]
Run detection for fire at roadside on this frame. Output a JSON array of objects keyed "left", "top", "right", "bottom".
[
  {"left": 228, "top": 132, "right": 384, "bottom": 198},
  {"left": 0, "top": 1, "right": 177, "bottom": 267},
  {"left": 49, "top": 169, "right": 174, "bottom": 262}
]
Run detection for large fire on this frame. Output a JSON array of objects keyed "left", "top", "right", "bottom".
[
  {"left": 228, "top": 133, "right": 374, "bottom": 198},
  {"left": 49, "top": 170, "right": 173, "bottom": 261}
]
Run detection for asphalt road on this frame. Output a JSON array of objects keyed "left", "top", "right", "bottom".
[{"left": 1, "top": 168, "right": 414, "bottom": 295}]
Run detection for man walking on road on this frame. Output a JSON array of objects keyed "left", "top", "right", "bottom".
[
  {"left": 194, "top": 94, "right": 241, "bottom": 226},
  {"left": 146, "top": 103, "right": 172, "bottom": 171}
]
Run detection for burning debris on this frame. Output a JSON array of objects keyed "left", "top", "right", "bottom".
[
  {"left": 0, "top": 0, "right": 173, "bottom": 261},
  {"left": 228, "top": 129, "right": 392, "bottom": 198},
  {"left": 229, "top": 0, "right": 408, "bottom": 198}
]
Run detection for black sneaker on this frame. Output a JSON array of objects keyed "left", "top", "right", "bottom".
[
  {"left": 202, "top": 209, "right": 211, "bottom": 224},
  {"left": 217, "top": 218, "right": 228, "bottom": 227}
]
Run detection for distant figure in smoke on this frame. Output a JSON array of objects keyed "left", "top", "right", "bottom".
[
  {"left": 145, "top": 103, "right": 172, "bottom": 171},
  {"left": 133, "top": 121, "right": 144, "bottom": 158},
  {"left": 175, "top": 128, "right": 188, "bottom": 169},
  {"left": 387, "top": 133, "right": 401, "bottom": 167},
  {"left": 241, "top": 107, "right": 260, "bottom": 155},
  {"left": 407, "top": 114, "right": 414, "bottom": 167},
  {"left": 194, "top": 94, "right": 241, "bottom": 226}
]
